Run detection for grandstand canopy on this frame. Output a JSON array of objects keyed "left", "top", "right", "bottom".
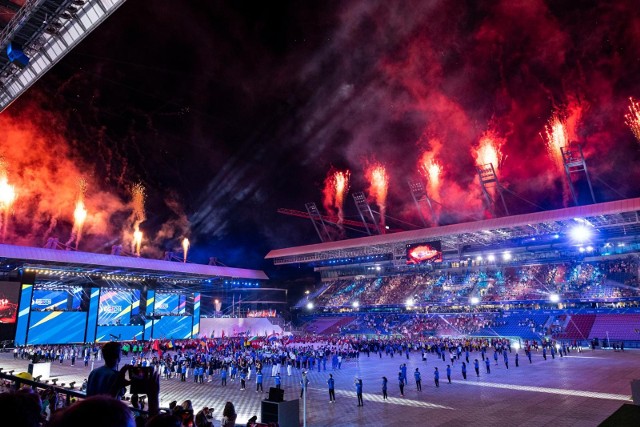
[
  {"left": 0, "top": 0, "right": 127, "bottom": 111},
  {"left": 266, "top": 198, "right": 640, "bottom": 265},
  {"left": 0, "top": 244, "right": 267, "bottom": 289}
]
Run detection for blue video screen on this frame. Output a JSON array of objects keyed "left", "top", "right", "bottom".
[
  {"left": 154, "top": 293, "right": 186, "bottom": 315},
  {"left": 98, "top": 290, "right": 135, "bottom": 325},
  {"left": 131, "top": 290, "right": 140, "bottom": 316},
  {"left": 32, "top": 288, "right": 83, "bottom": 311}
]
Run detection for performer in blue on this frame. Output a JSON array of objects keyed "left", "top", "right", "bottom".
[
  {"left": 461, "top": 362, "right": 467, "bottom": 380},
  {"left": 382, "top": 376, "right": 388, "bottom": 400},
  {"left": 300, "top": 375, "right": 309, "bottom": 398},
  {"left": 414, "top": 368, "right": 422, "bottom": 391},
  {"left": 515, "top": 353, "right": 519, "bottom": 368},
  {"left": 356, "top": 378, "right": 364, "bottom": 407},
  {"left": 275, "top": 372, "right": 281, "bottom": 389},
  {"left": 401, "top": 363, "right": 408, "bottom": 385},
  {"left": 485, "top": 358, "right": 491, "bottom": 374},
  {"left": 433, "top": 367, "right": 439, "bottom": 387},
  {"left": 328, "top": 374, "right": 335, "bottom": 403},
  {"left": 256, "top": 370, "right": 263, "bottom": 393},
  {"left": 221, "top": 368, "right": 227, "bottom": 386},
  {"left": 446, "top": 365, "right": 452, "bottom": 384},
  {"left": 474, "top": 359, "right": 480, "bottom": 377},
  {"left": 398, "top": 371, "right": 405, "bottom": 396}
]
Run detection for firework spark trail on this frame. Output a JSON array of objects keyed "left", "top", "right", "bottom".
[
  {"left": 182, "top": 237, "right": 190, "bottom": 263},
  {"left": 419, "top": 150, "right": 442, "bottom": 196},
  {"left": 322, "top": 169, "right": 350, "bottom": 228},
  {"left": 66, "top": 178, "right": 88, "bottom": 250},
  {"left": 0, "top": 158, "right": 16, "bottom": 242},
  {"left": 625, "top": 97, "right": 640, "bottom": 144},
  {"left": 418, "top": 145, "right": 442, "bottom": 225},
  {"left": 332, "top": 170, "right": 350, "bottom": 226},
  {"left": 543, "top": 113, "right": 568, "bottom": 172},
  {"left": 133, "top": 229, "right": 143, "bottom": 256},
  {"left": 365, "top": 161, "right": 388, "bottom": 232},
  {"left": 130, "top": 183, "right": 146, "bottom": 256},
  {"left": 322, "top": 170, "right": 337, "bottom": 216},
  {"left": 474, "top": 130, "right": 504, "bottom": 174},
  {"left": 542, "top": 112, "right": 572, "bottom": 205}
]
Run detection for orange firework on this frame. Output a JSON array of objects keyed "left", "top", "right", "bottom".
[
  {"left": 131, "top": 183, "right": 146, "bottom": 224},
  {"left": 365, "top": 161, "right": 388, "bottom": 231},
  {"left": 67, "top": 178, "right": 88, "bottom": 250},
  {"left": 418, "top": 150, "right": 442, "bottom": 197},
  {"left": 543, "top": 113, "right": 568, "bottom": 172},
  {"left": 322, "top": 169, "right": 350, "bottom": 226},
  {"left": 333, "top": 170, "right": 350, "bottom": 225},
  {"left": 182, "top": 237, "right": 190, "bottom": 263},
  {"left": 133, "top": 229, "right": 143, "bottom": 256},
  {"left": 625, "top": 97, "right": 640, "bottom": 143},
  {"left": 129, "top": 183, "right": 146, "bottom": 256},
  {"left": 474, "top": 130, "right": 504, "bottom": 174},
  {"left": 0, "top": 158, "right": 16, "bottom": 241}
]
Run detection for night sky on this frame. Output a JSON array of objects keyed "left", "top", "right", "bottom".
[{"left": 1, "top": 0, "right": 640, "bottom": 274}]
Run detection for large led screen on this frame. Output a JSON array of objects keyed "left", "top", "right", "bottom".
[
  {"left": 406, "top": 241, "right": 443, "bottom": 264},
  {"left": 154, "top": 293, "right": 186, "bottom": 315},
  {"left": 152, "top": 316, "right": 192, "bottom": 339},
  {"left": 98, "top": 290, "right": 135, "bottom": 325},
  {"left": 32, "top": 290, "right": 66, "bottom": 311},
  {"left": 0, "top": 281, "right": 20, "bottom": 324},
  {"left": 27, "top": 311, "right": 87, "bottom": 344}
]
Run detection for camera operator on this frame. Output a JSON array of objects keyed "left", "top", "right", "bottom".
[{"left": 195, "top": 406, "right": 214, "bottom": 427}]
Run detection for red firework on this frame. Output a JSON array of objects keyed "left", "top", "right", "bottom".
[{"left": 365, "top": 161, "right": 389, "bottom": 231}]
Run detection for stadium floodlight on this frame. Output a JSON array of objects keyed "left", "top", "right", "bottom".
[
  {"left": 470, "top": 296, "right": 480, "bottom": 305},
  {"left": 586, "top": 246, "right": 594, "bottom": 252},
  {"left": 476, "top": 256, "right": 483, "bottom": 261},
  {"left": 549, "top": 293, "right": 560, "bottom": 303},
  {"left": 306, "top": 302, "right": 314, "bottom": 310},
  {"left": 502, "top": 251, "right": 512, "bottom": 261},
  {"left": 569, "top": 225, "right": 592, "bottom": 242},
  {"left": 375, "top": 266, "right": 381, "bottom": 271},
  {"left": 513, "top": 342, "right": 521, "bottom": 350},
  {"left": 406, "top": 297, "right": 414, "bottom": 307},
  {"left": 578, "top": 247, "right": 586, "bottom": 253},
  {"left": 487, "top": 254, "right": 496, "bottom": 262}
]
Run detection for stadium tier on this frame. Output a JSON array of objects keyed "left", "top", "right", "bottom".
[{"left": 264, "top": 199, "right": 640, "bottom": 345}]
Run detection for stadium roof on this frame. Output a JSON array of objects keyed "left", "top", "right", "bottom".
[
  {"left": 0, "top": 244, "right": 268, "bottom": 281},
  {"left": 0, "top": 0, "right": 127, "bottom": 111},
  {"left": 266, "top": 197, "right": 640, "bottom": 265}
]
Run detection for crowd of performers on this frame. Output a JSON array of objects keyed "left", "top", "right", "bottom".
[{"left": 13, "top": 333, "right": 586, "bottom": 404}]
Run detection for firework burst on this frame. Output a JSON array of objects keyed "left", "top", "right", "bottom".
[
  {"left": 474, "top": 129, "right": 504, "bottom": 174},
  {"left": 130, "top": 183, "right": 146, "bottom": 256},
  {"left": 419, "top": 150, "right": 442, "bottom": 196},
  {"left": 182, "top": 237, "right": 190, "bottom": 263},
  {"left": 625, "top": 97, "right": 640, "bottom": 144},
  {"left": 322, "top": 168, "right": 350, "bottom": 227},
  {"left": 365, "top": 161, "right": 389, "bottom": 232},
  {"left": 0, "top": 158, "right": 16, "bottom": 241},
  {"left": 542, "top": 113, "right": 568, "bottom": 172},
  {"left": 66, "top": 178, "right": 88, "bottom": 250}
]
